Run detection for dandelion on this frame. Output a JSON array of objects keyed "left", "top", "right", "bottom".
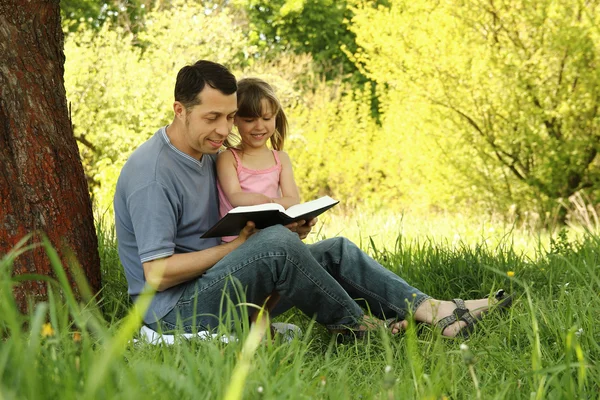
[
  {"left": 73, "top": 332, "right": 82, "bottom": 342},
  {"left": 412, "top": 293, "right": 417, "bottom": 297},
  {"left": 460, "top": 343, "right": 480, "bottom": 399},
  {"left": 41, "top": 323, "right": 54, "bottom": 338},
  {"left": 507, "top": 271, "right": 515, "bottom": 277},
  {"left": 384, "top": 365, "right": 392, "bottom": 373},
  {"left": 257, "top": 386, "right": 264, "bottom": 394},
  {"left": 460, "top": 343, "right": 475, "bottom": 366}
]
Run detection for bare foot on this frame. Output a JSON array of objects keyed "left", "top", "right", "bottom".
[{"left": 408, "top": 298, "right": 494, "bottom": 337}]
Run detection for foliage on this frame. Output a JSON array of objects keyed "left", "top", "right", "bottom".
[
  {"left": 64, "top": 1, "right": 251, "bottom": 210},
  {"left": 348, "top": 0, "right": 600, "bottom": 219},
  {"left": 235, "top": 0, "right": 359, "bottom": 79},
  {"left": 61, "top": 0, "right": 150, "bottom": 33},
  {"left": 63, "top": 0, "right": 600, "bottom": 220},
  {"left": 286, "top": 81, "right": 392, "bottom": 209},
  {"left": 234, "top": 0, "right": 385, "bottom": 118}
]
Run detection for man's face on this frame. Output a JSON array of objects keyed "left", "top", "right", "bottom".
[{"left": 177, "top": 85, "right": 237, "bottom": 160}]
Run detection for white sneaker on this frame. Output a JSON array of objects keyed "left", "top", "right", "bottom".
[
  {"left": 271, "top": 322, "right": 303, "bottom": 342},
  {"left": 138, "top": 325, "right": 233, "bottom": 345},
  {"left": 137, "top": 323, "right": 302, "bottom": 346}
]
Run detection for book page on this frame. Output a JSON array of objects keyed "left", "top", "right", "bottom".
[
  {"left": 228, "top": 202, "right": 285, "bottom": 214},
  {"left": 284, "top": 196, "right": 338, "bottom": 218}
]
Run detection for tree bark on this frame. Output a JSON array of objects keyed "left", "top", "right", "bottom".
[{"left": 0, "top": 0, "right": 101, "bottom": 309}]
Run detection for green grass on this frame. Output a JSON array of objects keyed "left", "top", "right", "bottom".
[{"left": 1, "top": 217, "right": 599, "bottom": 399}]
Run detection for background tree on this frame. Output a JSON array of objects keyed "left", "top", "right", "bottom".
[
  {"left": 349, "top": 0, "right": 600, "bottom": 220},
  {"left": 0, "top": 0, "right": 101, "bottom": 309},
  {"left": 64, "top": 1, "right": 252, "bottom": 209},
  {"left": 58, "top": 0, "right": 600, "bottom": 224},
  {"left": 235, "top": 0, "right": 358, "bottom": 78},
  {"left": 235, "top": 0, "right": 387, "bottom": 117}
]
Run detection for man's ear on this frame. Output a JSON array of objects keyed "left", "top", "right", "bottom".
[{"left": 173, "top": 101, "right": 186, "bottom": 120}]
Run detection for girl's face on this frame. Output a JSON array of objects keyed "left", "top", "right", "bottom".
[{"left": 234, "top": 99, "right": 277, "bottom": 150}]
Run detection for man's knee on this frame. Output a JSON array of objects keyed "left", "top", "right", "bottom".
[
  {"left": 254, "top": 225, "right": 299, "bottom": 247},
  {"left": 318, "top": 236, "right": 354, "bottom": 252}
]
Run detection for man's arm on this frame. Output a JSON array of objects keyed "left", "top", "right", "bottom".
[{"left": 143, "top": 223, "right": 256, "bottom": 291}]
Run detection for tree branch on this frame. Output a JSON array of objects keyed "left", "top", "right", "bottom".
[{"left": 74, "top": 131, "right": 100, "bottom": 155}]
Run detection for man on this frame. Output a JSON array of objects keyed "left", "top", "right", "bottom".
[{"left": 114, "top": 60, "right": 509, "bottom": 337}]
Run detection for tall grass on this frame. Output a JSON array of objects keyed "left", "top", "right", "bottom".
[{"left": 1, "top": 217, "right": 599, "bottom": 399}]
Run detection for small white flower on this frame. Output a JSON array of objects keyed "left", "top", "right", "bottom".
[
  {"left": 575, "top": 328, "right": 583, "bottom": 337},
  {"left": 460, "top": 343, "right": 469, "bottom": 351},
  {"left": 384, "top": 365, "right": 392, "bottom": 373},
  {"left": 257, "top": 386, "right": 263, "bottom": 393}
]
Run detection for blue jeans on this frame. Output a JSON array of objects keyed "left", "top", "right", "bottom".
[{"left": 151, "top": 225, "right": 430, "bottom": 333}]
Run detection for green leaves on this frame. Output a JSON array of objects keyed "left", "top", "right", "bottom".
[
  {"left": 350, "top": 0, "right": 600, "bottom": 218},
  {"left": 64, "top": 3, "right": 252, "bottom": 211},
  {"left": 63, "top": 0, "right": 598, "bottom": 219}
]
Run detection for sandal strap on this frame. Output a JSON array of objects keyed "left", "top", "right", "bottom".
[
  {"left": 436, "top": 313, "right": 458, "bottom": 332},
  {"left": 452, "top": 299, "right": 477, "bottom": 326}
]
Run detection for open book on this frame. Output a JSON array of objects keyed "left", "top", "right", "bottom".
[{"left": 200, "top": 196, "right": 339, "bottom": 238}]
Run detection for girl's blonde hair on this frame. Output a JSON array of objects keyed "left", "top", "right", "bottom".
[{"left": 229, "top": 77, "right": 288, "bottom": 151}]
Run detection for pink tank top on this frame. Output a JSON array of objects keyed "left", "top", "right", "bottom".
[{"left": 217, "top": 149, "right": 282, "bottom": 241}]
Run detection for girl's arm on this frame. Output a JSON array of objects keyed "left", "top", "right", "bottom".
[
  {"left": 216, "top": 150, "right": 273, "bottom": 206},
  {"left": 273, "top": 151, "right": 301, "bottom": 209}
]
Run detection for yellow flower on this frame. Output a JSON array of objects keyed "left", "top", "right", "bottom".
[
  {"left": 73, "top": 332, "right": 82, "bottom": 342},
  {"left": 41, "top": 323, "right": 54, "bottom": 338},
  {"left": 507, "top": 271, "right": 515, "bottom": 277}
]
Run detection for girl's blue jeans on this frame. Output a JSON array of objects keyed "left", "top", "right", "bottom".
[{"left": 150, "top": 225, "right": 430, "bottom": 333}]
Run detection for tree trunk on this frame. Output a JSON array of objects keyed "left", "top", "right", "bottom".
[{"left": 0, "top": 0, "right": 101, "bottom": 310}]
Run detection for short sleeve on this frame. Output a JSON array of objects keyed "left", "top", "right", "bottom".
[{"left": 126, "top": 182, "right": 179, "bottom": 263}]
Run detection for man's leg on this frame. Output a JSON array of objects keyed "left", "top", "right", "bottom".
[
  {"left": 307, "top": 237, "right": 431, "bottom": 321},
  {"left": 307, "top": 237, "right": 509, "bottom": 336},
  {"left": 157, "top": 225, "right": 365, "bottom": 333}
]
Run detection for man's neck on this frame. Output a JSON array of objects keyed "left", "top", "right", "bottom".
[{"left": 165, "top": 121, "right": 203, "bottom": 161}]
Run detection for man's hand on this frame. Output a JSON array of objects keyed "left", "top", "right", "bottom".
[
  {"left": 237, "top": 221, "right": 257, "bottom": 242},
  {"left": 286, "top": 217, "right": 317, "bottom": 240}
]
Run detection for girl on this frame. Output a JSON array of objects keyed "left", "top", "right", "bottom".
[
  {"left": 217, "top": 77, "right": 303, "bottom": 326},
  {"left": 216, "top": 77, "right": 301, "bottom": 243}
]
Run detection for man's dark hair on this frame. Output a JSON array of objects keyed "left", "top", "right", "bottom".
[{"left": 174, "top": 60, "right": 237, "bottom": 109}]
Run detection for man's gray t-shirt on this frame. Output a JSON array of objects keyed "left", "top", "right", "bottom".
[{"left": 114, "top": 127, "right": 221, "bottom": 323}]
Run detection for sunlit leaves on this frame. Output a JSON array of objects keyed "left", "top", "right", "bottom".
[
  {"left": 64, "top": 2, "right": 251, "bottom": 210},
  {"left": 350, "top": 0, "right": 600, "bottom": 217}
]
